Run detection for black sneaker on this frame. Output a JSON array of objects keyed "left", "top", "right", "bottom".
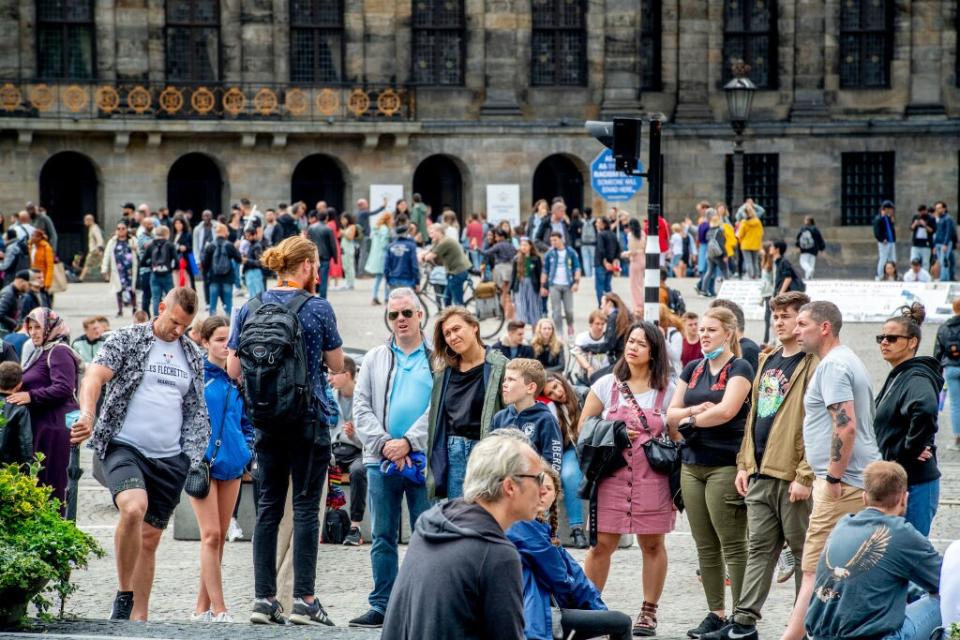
[
  {"left": 701, "top": 621, "right": 758, "bottom": 640},
  {"left": 343, "top": 527, "right": 363, "bottom": 546},
  {"left": 289, "top": 598, "right": 335, "bottom": 626},
  {"left": 570, "top": 527, "right": 588, "bottom": 550},
  {"left": 688, "top": 613, "right": 726, "bottom": 638},
  {"left": 110, "top": 591, "right": 134, "bottom": 620},
  {"left": 250, "top": 598, "right": 288, "bottom": 625},
  {"left": 348, "top": 609, "right": 385, "bottom": 628}
]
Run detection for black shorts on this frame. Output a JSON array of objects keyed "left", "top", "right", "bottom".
[{"left": 102, "top": 442, "right": 190, "bottom": 530}]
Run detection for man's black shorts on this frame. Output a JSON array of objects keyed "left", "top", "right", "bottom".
[{"left": 102, "top": 442, "right": 190, "bottom": 530}]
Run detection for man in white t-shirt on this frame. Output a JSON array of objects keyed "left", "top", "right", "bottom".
[
  {"left": 71, "top": 288, "right": 207, "bottom": 622},
  {"left": 541, "top": 231, "right": 582, "bottom": 338},
  {"left": 902, "top": 258, "right": 932, "bottom": 283}
]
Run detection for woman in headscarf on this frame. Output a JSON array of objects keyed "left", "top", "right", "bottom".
[
  {"left": 102, "top": 221, "right": 139, "bottom": 317},
  {"left": 8, "top": 307, "right": 81, "bottom": 507}
]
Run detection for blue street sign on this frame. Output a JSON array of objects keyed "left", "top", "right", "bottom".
[{"left": 590, "top": 149, "right": 643, "bottom": 202}]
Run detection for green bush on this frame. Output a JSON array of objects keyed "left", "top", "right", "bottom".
[{"left": 0, "top": 457, "right": 103, "bottom": 621}]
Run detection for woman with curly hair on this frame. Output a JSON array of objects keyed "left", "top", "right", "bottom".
[
  {"left": 543, "top": 372, "right": 587, "bottom": 548},
  {"left": 506, "top": 463, "right": 632, "bottom": 640},
  {"left": 532, "top": 317, "right": 565, "bottom": 372}
]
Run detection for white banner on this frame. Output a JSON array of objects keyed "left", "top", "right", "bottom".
[
  {"left": 369, "top": 184, "right": 404, "bottom": 226},
  {"left": 486, "top": 184, "right": 521, "bottom": 227},
  {"left": 717, "top": 279, "right": 958, "bottom": 323}
]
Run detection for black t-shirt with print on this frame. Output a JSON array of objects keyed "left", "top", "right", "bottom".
[
  {"left": 679, "top": 357, "right": 754, "bottom": 467},
  {"left": 752, "top": 350, "right": 804, "bottom": 467}
]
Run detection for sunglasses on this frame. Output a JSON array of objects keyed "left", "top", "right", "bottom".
[
  {"left": 875, "top": 334, "right": 910, "bottom": 344},
  {"left": 387, "top": 309, "right": 416, "bottom": 321},
  {"left": 513, "top": 472, "right": 545, "bottom": 486}
]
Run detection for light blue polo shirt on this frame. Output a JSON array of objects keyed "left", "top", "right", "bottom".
[{"left": 387, "top": 341, "right": 433, "bottom": 440}]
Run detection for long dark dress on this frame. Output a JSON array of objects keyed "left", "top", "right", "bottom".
[{"left": 23, "top": 343, "right": 79, "bottom": 507}]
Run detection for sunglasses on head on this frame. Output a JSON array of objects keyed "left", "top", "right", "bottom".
[
  {"left": 875, "top": 334, "right": 910, "bottom": 344},
  {"left": 387, "top": 309, "right": 416, "bottom": 321}
]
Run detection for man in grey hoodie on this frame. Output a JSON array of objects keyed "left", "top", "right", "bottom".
[{"left": 382, "top": 429, "right": 546, "bottom": 640}]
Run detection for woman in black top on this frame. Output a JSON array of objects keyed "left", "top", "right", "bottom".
[
  {"left": 593, "top": 216, "right": 620, "bottom": 307},
  {"left": 667, "top": 306, "right": 753, "bottom": 638},
  {"left": 172, "top": 215, "right": 195, "bottom": 290},
  {"left": 874, "top": 302, "right": 942, "bottom": 536}
]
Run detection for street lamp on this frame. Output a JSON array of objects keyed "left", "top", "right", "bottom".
[{"left": 724, "top": 65, "right": 756, "bottom": 207}]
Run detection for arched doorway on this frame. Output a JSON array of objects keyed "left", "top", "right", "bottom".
[
  {"left": 412, "top": 155, "right": 463, "bottom": 226},
  {"left": 167, "top": 153, "right": 224, "bottom": 218},
  {"left": 532, "top": 154, "right": 584, "bottom": 213},
  {"left": 291, "top": 154, "right": 345, "bottom": 213},
  {"left": 39, "top": 151, "right": 99, "bottom": 262}
]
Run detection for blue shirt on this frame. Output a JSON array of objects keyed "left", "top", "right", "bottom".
[
  {"left": 386, "top": 341, "right": 432, "bottom": 439},
  {"left": 228, "top": 289, "right": 343, "bottom": 420}
]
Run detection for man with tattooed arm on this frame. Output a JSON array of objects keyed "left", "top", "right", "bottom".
[{"left": 779, "top": 300, "right": 880, "bottom": 640}]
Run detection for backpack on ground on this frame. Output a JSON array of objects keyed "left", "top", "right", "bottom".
[
  {"left": 798, "top": 228, "right": 815, "bottom": 251},
  {"left": 667, "top": 287, "right": 686, "bottom": 315},
  {"left": 323, "top": 508, "right": 351, "bottom": 544},
  {"left": 236, "top": 291, "right": 311, "bottom": 430},
  {"left": 706, "top": 228, "right": 725, "bottom": 259},
  {"left": 212, "top": 242, "right": 233, "bottom": 277}
]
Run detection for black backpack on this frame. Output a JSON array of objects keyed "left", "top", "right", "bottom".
[
  {"left": 212, "top": 241, "right": 233, "bottom": 277},
  {"left": 13, "top": 240, "right": 29, "bottom": 274},
  {"left": 667, "top": 287, "right": 686, "bottom": 315},
  {"left": 237, "top": 291, "right": 311, "bottom": 429},
  {"left": 943, "top": 323, "right": 960, "bottom": 361},
  {"left": 323, "top": 508, "right": 351, "bottom": 544}
]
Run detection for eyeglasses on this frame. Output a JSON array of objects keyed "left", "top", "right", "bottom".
[
  {"left": 512, "top": 472, "right": 545, "bottom": 486},
  {"left": 875, "top": 334, "right": 910, "bottom": 344},
  {"left": 387, "top": 309, "right": 416, "bottom": 321}
]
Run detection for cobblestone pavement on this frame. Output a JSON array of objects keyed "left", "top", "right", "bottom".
[{"left": 21, "top": 276, "right": 960, "bottom": 639}]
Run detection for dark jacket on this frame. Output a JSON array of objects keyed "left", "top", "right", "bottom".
[
  {"left": 148, "top": 239, "right": 177, "bottom": 274},
  {"left": 595, "top": 229, "right": 620, "bottom": 267},
  {"left": 242, "top": 240, "right": 264, "bottom": 274},
  {"left": 491, "top": 402, "right": 563, "bottom": 471},
  {"left": 384, "top": 237, "right": 420, "bottom": 286},
  {"left": 933, "top": 315, "right": 960, "bottom": 367},
  {"left": 0, "top": 391, "right": 32, "bottom": 465},
  {"left": 0, "top": 284, "right": 23, "bottom": 331},
  {"left": 483, "top": 240, "right": 517, "bottom": 266},
  {"left": 873, "top": 356, "right": 942, "bottom": 486},
  {"left": 935, "top": 214, "right": 958, "bottom": 248},
  {"left": 872, "top": 213, "right": 896, "bottom": 243},
  {"left": 509, "top": 255, "right": 542, "bottom": 294},
  {"left": 491, "top": 341, "right": 534, "bottom": 360},
  {"left": 534, "top": 346, "right": 566, "bottom": 373},
  {"left": 535, "top": 218, "right": 571, "bottom": 247},
  {"left": 795, "top": 225, "right": 826, "bottom": 255},
  {"left": 202, "top": 237, "right": 241, "bottom": 284},
  {"left": 506, "top": 519, "right": 606, "bottom": 640},
  {"left": 274, "top": 213, "right": 300, "bottom": 242},
  {"left": 910, "top": 214, "right": 936, "bottom": 248},
  {"left": 307, "top": 222, "right": 338, "bottom": 262},
  {"left": 575, "top": 416, "right": 630, "bottom": 500},
  {"left": 382, "top": 499, "right": 525, "bottom": 640}
]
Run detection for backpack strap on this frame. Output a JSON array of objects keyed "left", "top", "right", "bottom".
[{"left": 285, "top": 289, "right": 312, "bottom": 316}]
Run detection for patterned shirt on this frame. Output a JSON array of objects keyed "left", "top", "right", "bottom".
[{"left": 89, "top": 322, "right": 209, "bottom": 466}]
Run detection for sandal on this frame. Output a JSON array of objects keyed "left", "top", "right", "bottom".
[{"left": 633, "top": 601, "right": 658, "bottom": 637}]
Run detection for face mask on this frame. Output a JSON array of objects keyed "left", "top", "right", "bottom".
[{"left": 703, "top": 346, "right": 725, "bottom": 360}]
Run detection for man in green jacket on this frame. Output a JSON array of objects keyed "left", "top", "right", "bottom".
[{"left": 703, "top": 291, "right": 816, "bottom": 640}]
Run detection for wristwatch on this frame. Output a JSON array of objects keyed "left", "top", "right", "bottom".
[{"left": 825, "top": 474, "right": 842, "bottom": 484}]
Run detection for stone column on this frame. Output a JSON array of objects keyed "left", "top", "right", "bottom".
[
  {"left": 600, "top": 0, "right": 642, "bottom": 116},
  {"left": 673, "top": 0, "right": 711, "bottom": 122},
  {"left": 790, "top": 0, "right": 829, "bottom": 119},
  {"left": 147, "top": 0, "right": 165, "bottom": 83},
  {"left": 94, "top": 0, "right": 116, "bottom": 81},
  {"left": 17, "top": 0, "right": 34, "bottom": 78},
  {"left": 271, "top": 0, "right": 289, "bottom": 81},
  {"left": 906, "top": 0, "right": 945, "bottom": 116},
  {"left": 480, "top": 0, "right": 521, "bottom": 116},
  {"left": 363, "top": 0, "right": 396, "bottom": 84},
  {"left": 0, "top": 0, "right": 18, "bottom": 78},
  {"left": 343, "top": 0, "right": 365, "bottom": 83},
  {"left": 221, "top": 0, "right": 242, "bottom": 83},
  {"left": 240, "top": 0, "right": 274, "bottom": 84}
]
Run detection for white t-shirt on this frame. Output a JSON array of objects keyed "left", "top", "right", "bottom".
[
  {"left": 670, "top": 232, "right": 684, "bottom": 256},
  {"left": 941, "top": 540, "right": 960, "bottom": 627},
  {"left": 554, "top": 249, "right": 570, "bottom": 286},
  {"left": 665, "top": 327, "right": 683, "bottom": 378},
  {"left": 573, "top": 331, "right": 610, "bottom": 371},
  {"left": 903, "top": 268, "right": 931, "bottom": 282},
  {"left": 113, "top": 337, "right": 193, "bottom": 458},
  {"left": 590, "top": 373, "right": 675, "bottom": 417}
]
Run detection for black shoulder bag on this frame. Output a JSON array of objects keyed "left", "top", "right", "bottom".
[{"left": 184, "top": 392, "right": 231, "bottom": 500}]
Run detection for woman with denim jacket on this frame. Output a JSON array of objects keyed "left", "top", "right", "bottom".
[{"left": 190, "top": 316, "right": 253, "bottom": 623}]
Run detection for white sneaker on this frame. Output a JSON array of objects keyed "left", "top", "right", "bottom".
[
  {"left": 211, "top": 611, "right": 234, "bottom": 623},
  {"left": 190, "top": 610, "right": 212, "bottom": 622},
  {"left": 227, "top": 518, "right": 243, "bottom": 542}
]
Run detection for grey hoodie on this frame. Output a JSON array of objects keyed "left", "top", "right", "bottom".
[{"left": 382, "top": 499, "right": 524, "bottom": 640}]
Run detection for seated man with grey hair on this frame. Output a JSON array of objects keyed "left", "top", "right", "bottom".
[{"left": 382, "top": 429, "right": 545, "bottom": 640}]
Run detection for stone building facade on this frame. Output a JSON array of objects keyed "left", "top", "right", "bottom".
[{"left": 0, "top": 0, "right": 957, "bottom": 266}]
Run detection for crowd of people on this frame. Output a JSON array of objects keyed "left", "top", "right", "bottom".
[{"left": 2, "top": 192, "right": 960, "bottom": 640}]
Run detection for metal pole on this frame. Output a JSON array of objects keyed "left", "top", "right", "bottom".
[
  {"left": 644, "top": 118, "right": 662, "bottom": 325},
  {"left": 732, "top": 132, "right": 745, "bottom": 208}
]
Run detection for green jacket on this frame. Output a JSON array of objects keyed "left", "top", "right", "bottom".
[
  {"left": 737, "top": 348, "right": 818, "bottom": 486},
  {"left": 426, "top": 348, "right": 508, "bottom": 499}
]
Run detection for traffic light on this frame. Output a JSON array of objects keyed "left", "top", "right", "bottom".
[{"left": 585, "top": 117, "right": 643, "bottom": 175}]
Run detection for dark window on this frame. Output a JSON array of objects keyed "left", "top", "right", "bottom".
[
  {"left": 411, "top": 0, "right": 465, "bottom": 86},
  {"left": 36, "top": 0, "right": 95, "bottom": 79},
  {"left": 841, "top": 152, "right": 895, "bottom": 226},
  {"left": 290, "top": 0, "right": 343, "bottom": 83},
  {"left": 724, "top": 153, "right": 780, "bottom": 226},
  {"left": 640, "top": 0, "right": 662, "bottom": 91},
  {"left": 531, "top": 0, "right": 587, "bottom": 86},
  {"left": 723, "top": 0, "right": 777, "bottom": 89},
  {"left": 839, "top": 0, "right": 892, "bottom": 88},
  {"left": 165, "top": 0, "right": 220, "bottom": 83}
]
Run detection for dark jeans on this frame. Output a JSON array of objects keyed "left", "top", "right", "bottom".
[
  {"left": 252, "top": 437, "right": 330, "bottom": 599},
  {"left": 150, "top": 272, "right": 173, "bottom": 316},
  {"left": 139, "top": 270, "right": 152, "bottom": 315},
  {"left": 347, "top": 457, "right": 367, "bottom": 523},
  {"left": 317, "top": 259, "right": 330, "bottom": 299},
  {"left": 445, "top": 270, "right": 468, "bottom": 306},
  {"left": 560, "top": 608, "right": 632, "bottom": 640},
  {"left": 594, "top": 265, "right": 612, "bottom": 306}
]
